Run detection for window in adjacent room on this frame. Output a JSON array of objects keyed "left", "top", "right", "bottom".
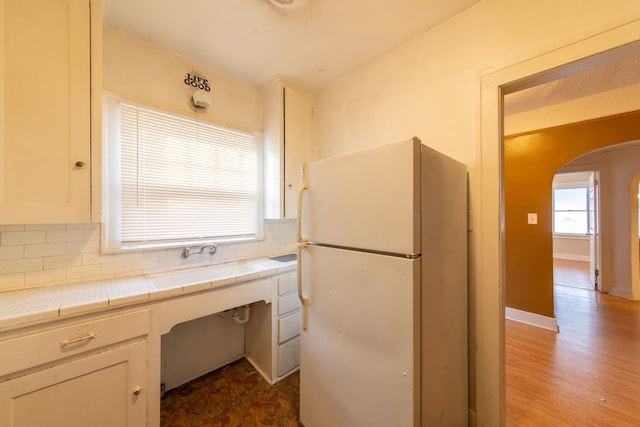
[
  {"left": 103, "top": 98, "right": 263, "bottom": 250},
  {"left": 553, "top": 187, "right": 590, "bottom": 234}
]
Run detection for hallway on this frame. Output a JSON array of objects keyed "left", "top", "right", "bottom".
[{"left": 506, "top": 259, "right": 640, "bottom": 425}]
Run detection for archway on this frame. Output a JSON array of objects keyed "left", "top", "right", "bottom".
[{"left": 504, "top": 113, "right": 640, "bottom": 326}]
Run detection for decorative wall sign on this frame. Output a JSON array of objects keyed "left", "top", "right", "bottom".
[{"left": 184, "top": 72, "right": 211, "bottom": 91}]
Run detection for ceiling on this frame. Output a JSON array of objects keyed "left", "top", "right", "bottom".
[
  {"left": 102, "top": 0, "right": 481, "bottom": 92},
  {"left": 504, "top": 54, "right": 640, "bottom": 116}
]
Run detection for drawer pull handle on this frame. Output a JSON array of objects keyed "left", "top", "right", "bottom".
[{"left": 60, "top": 332, "right": 96, "bottom": 347}]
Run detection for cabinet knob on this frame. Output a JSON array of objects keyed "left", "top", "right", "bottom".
[
  {"left": 74, "top": 161, "right": 85, "bottom": 169},
  {"left": 133, "top": 385, "right": 142, "bottom": 396}
]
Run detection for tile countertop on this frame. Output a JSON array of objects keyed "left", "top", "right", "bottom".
[{"left": 0, "top": 255, "right": 297, "bottom": 332}]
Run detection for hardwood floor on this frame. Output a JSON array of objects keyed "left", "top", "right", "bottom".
[
  {"left": 553, "top": 258, "right": 594, "bottom": 290},
  {"left": 506, "top": 259, "right": 640, "bottom": 426}
]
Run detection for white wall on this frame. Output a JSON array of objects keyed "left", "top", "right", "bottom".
[
  {"left": 553, "top": 236, "right": 590, "bottom": 261},
  {"left": 603, "top": 145, "right": 640, "bottom": 298},
  {"left": 102, "top": 26, "right": 262, "bottom": 133},
  {"left": 311, "top": 0, "right": 640, "bottom": 424}
]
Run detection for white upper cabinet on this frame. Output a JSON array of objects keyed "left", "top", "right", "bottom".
[
  {"left": 263, "top": 78, "right": 313, "bottom": 219},
  {"left": 0, "top": 0, "right": 95, "bottom": 224}
]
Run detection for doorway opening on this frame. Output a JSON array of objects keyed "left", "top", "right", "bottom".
[
  {"left": 552, "top": 170, "right": 599, "bottom": 292},
  {"left": 500, "top": 56, "right": 640, "bottom": 427}
]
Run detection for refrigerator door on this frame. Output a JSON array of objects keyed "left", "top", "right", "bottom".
[
  {"left": 299, "top": 244, "right": 420, "bottom": 427},
  {"left": 301, "top": 138, "right": 420, "bottom": 256}
]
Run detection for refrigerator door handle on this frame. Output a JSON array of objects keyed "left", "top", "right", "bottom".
[
  {"left": 297, "top": 163, "right": 308, "bottom": 244},
  {"left": 297, "top": 242, "right": 309, "bottom": 330}
]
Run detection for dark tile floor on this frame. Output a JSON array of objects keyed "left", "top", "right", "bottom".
[{"left": 161, "top": 358, "right": 302, "bottom": 426}]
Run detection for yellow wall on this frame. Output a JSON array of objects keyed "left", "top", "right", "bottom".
[{"left": 504, "top": 111, "right": 640, "bottom": 317}]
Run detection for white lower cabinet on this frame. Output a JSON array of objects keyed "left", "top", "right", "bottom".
[
  {"left": 0, "top": 309, "right": 149, "bottom": 427},
  {"left": 246, "top": 270, "right": 301, "bottom": 383}
]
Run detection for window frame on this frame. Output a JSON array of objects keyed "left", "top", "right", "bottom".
[
  {"left": 102, "top": 96, "right": 264, "bottom": 252},
  {"left": 552, "top": 185, "right": 591, "bottom": 236}
]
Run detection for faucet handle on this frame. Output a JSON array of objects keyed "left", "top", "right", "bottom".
[
  {"left": 181, "top": 247, "right": 191, "bottom": 258},
  {"left": 202, "top": 244, "right": 218, "bottom": 255}
]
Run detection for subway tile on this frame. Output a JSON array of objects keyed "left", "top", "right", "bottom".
[
  {"left": 114, "top": 251, "right": 143, "bottom": 262},
  {"left": 131, "top": 257, "right": 158, "bottom": 272},
  {"left": 0, "top": 273, "right": 25, "bottom": 291},
  {"left": 24, "top": 243, "right": 66, "bottom": 258},
  {"left": 1, "top": 231, "right": 46, "bottom": 246},
  {"left": 0, "top": 258, "right": 43, "bottom": 274},
  {"left": 84, "top": 226, "right": 101, "bottom": 242},
  {"left": 66, "top": 264, "right": 102, "bottom": 281},
  {"left": 65, "top": 223, "right": 97, "bottom": 230},
  {"left": 25, "top": 268, "right": 67, "bottom": 286},
  {"left": 46, "top": 229, "right": 85, "bottom": 243},
  {"left": 24, "top": 224, "right": 66, "bottom": 231},
  {"left": 0, "top": 225, "right": 25, "bottom": 232},
  {"left": 0, "top": 246, "right": 24, "bottom": 260},
  {"left": 82, "top": 252, "right": 115, "bottom": 265},
  {"left": 115, "top": 270, "right": 141, "bottom": 279},
  {"left": 66, "top": 240, "right": 100, "bottom": 255},
  {"left": 84, "top": 272, "right": 114, "bottom": 283},
  {"left": 0, "top": 220, "right": 294, "bottom": 294},
  {"left": 44, "top": 254, "right": 82, "bottom": 270},
  {"left": 101, "top": 260, "right": 132, "bottom": 275}
]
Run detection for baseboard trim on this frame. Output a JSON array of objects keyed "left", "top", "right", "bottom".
[
  {"left": 607, "top": 286, "right": 640, "bottom": 300},
  {"left": 505, "top": 307, "right": 559, "bottom": 332},
  {"left": 553, "top": 253, "right": 590, "bottom": 262}
]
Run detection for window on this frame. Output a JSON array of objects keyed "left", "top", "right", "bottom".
[
  {"left": 103, "top": 99, "right": 262, "bottom": 250},
  {"left": 553, "top": 187, "right": 591, "bottom": 235}
]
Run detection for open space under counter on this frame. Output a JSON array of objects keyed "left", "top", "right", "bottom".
[{"left": 0, "top": 254, "right": 300, "bottom": 427}]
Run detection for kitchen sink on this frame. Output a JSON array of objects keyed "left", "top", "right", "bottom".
[{"left": 268, "top": 254, "right": 297, "bottom": 262}]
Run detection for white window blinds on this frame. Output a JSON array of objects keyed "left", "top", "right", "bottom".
[{"left": 119, "top": 103, "right": 260, "bottom": 245}]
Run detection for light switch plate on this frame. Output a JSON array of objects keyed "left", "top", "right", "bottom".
[{"left": 527, "top": 213, "right": 538, "bottom": 224}]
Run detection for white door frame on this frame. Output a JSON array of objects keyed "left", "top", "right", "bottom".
[
  {"left": 476, "top": 22, "right": 640, "bottom": 426},
  {"left": 589, "top": 171, "right": 601, "bottom": 289}
]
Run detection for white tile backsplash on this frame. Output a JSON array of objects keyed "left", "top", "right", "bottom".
[
  {"left": 46, "top": 229, "right": 85, "bottom": 243},
  {"left": 1, "top": 231, "right": 46, "bottom": 246},
  {"left": 0, "top": 246, "right": 24, "bottom": 260},
  {"left": 24, "top": 243, "right": 66, "bottom": 258},
  {"left": 0, "top": 219, "right": 297, "bottom": 292}
]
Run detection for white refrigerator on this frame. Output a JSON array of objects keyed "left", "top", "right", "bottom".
[{"left": 297, "top": 137, "right": 468, "bottom": 426}]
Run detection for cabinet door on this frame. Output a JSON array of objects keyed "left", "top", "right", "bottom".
[
  {"left": 0, "top": 341, "right": 147, "bottom": 427},
  {"left": 283, "top": 85, "right": 312, "bottom": 219},
  {"left": 263, "top": 80, "right": 312, "bottom": 220},
  {"left": 0, "top": 0, "right": 91, "bottom": 224}
]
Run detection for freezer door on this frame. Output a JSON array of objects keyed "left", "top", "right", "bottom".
[
  {"left": 299, "top": 245, "right": 420, "bottom": 427},
  {"left": 301, "top": 138, "right": 420, "bottom": 256}
]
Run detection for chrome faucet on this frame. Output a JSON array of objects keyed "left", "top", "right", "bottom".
[{"left": 181, "top": 243, "right": 218, "bottom": 259}]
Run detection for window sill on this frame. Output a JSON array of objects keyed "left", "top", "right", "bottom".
[
  {"left": 101, "top": 235, "right": 262, "bottom": 254},
  {"left": 552, "top": 234, "right": 590, "bottom": 240}
]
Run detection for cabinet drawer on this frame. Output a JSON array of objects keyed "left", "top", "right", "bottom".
[
  {"left": 278, "top": 293, "right": 301, "bottom": 317},
  {"left": 277, "top": 271, "right": 297, "bottom": 295},
  {"left": 278, "top": 336, "right": 300, "bottom": 377},
  {"left": 0, "top": 309, "right": 149, "bottom": 377},
  {"left": 278, "top": 311, "right": 301, "bottom": 344}
]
